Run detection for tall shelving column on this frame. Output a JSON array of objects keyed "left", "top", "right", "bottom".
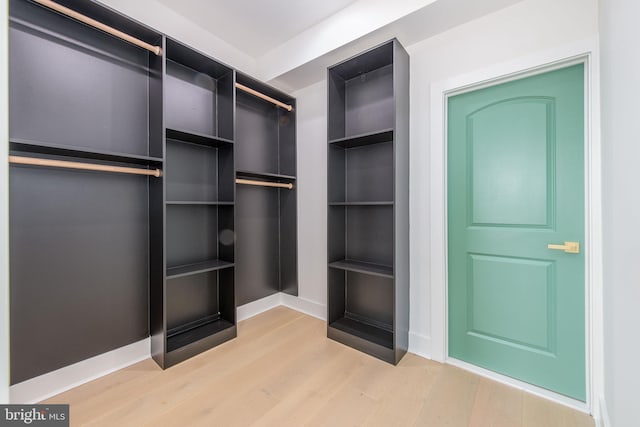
[
  {"left": 326, "top": 39, "right": 409, "bottom": 365},
  {"left": 151, "top": 38, "right": 236, "bottom": 369},
  {"left": 8, "top": 0, "right": 164, "bottom": 384},
  {"left": 234, "top": 73, "right": 298, "bottom": 306}
]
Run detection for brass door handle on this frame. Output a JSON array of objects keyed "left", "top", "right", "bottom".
[{"left": 547, "top": 241, "right": 580, "bottom": 254}]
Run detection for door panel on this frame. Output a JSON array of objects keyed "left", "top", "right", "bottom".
[
  {"left": 470, "top": 98, "right": 554, "bottom": 227},
  {"left": 468, "top": 254, "right": 555, "bottom": 352},
  {"left": 448, "top": 64, "right": 585, "bottom": 401}
]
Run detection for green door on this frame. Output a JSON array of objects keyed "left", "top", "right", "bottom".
[{"left": 447, "top": 64, "right": 585, "bottom": 401}]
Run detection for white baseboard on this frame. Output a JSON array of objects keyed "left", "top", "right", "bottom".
[
  {"left": 280, "top": 293, "right": 326, "bottom": 320},
  {"left": 448, "top": 357, "right": 589, "bottom": 414},
  {"left": 237, "top": 292, "right": 326, "bottom": 322},
  {"left": 9, "top": 294, "right": 324, "bottom": 404},
  {"left": 597, "top": 396, "right": 610, "bottom": 427},
  {"left": 10, "top": 338, "right": 150, "bottom": 404},
  {"left": 236, "top": 293, "right": 282, "bottom": 321},
  {"left": 408, "top": 332, "right": 431, "bottom": 359}
]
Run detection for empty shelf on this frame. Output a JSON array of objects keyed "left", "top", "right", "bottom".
[
  {"left": 166, "top": 128, "right": 234, "bottom": 147},
  {"left": 166, "top": 201, "right": 234, "bottom": 206},
  {"left": 328, "top": 129, "right": 394, "bottom": 148},
  {"left": 167, "top": 259, "right": 235, "bottom": 279},
  {"left": 329, "top": 316, "right": 393, "bottom": 349},
  {"left": 167, "top": 316, "right": 234, "bottom": 353},
  {"left": 329, "top": 201, "right": 394, "bottom": 206},
  {"left": 329, "top": 259, "right": 393, "bottom": 278}
]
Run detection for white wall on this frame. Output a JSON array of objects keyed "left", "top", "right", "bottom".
[
  {"left": 407, "top": 0, "right": 598, "bottom": 356},
  {"left": 599, "top": 0, "right": 640, "bottom": 426},
  {"left": 291, "top": 0, "right": 599, "bottom": 355},
  {"left": 0, "top": 0, "right": 9, "bottom": 405},
  {"left": 97, "top": 0, "right": 256, "bottom": 75},
  {"left": 294, "top": 80, "right": 328, "bottom": 308}
]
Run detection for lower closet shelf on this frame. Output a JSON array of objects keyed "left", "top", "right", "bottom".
[
  {"left": 328, "top": 316, "right": 395, "bottom": 363},
  {"left": 166, "top": 315, "right": 234, "bottom": 353},
  {"left": 167, "top": 259, "right": 234, "bottom": 279},
  {"left": 328, "top": 259, "right": 393, "bottom": 278}
]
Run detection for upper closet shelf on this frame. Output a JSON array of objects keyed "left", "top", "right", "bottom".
[
  {"left": 166, "top": 128, "right": 234, "bottom": 147},
  {"left": 329, "top": 201, "right": 394, "bottom": 206},
  {"left": 166, "top": 201, "right": 234, "bottom": 206},
  {"left": 329, "top": 129, "right": 394, "bottom": 148},
  {"left": 10, "top": 139, "right": 163, "bottom": 166}
]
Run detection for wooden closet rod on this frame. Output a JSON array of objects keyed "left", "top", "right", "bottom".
[
  {"left": 235, "top": 83, "right": 293, "bottom": 112},
  {"left": 33, "top": 0, "right": 162, "bottom": 56},
  {"left": 236, "top": 178, "right": 293, "bottom": 190},
  {"left": 9, "top": 156, "right": 163, "bottom": 178}
]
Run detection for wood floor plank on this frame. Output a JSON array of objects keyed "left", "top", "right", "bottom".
[
  {"left": 363, "top": 354, "right": 442, "bottom": 427},
  {"left": 139, "top": 317, "right": 327, "bottom": 427},
  {"left": 39, "top": 307, "right": 595, "bottom": 427},
  {"left": 469, "top": 378, "right": 524, "bottom": 427},
  {"left": 252, "top": 344, "right": 364, "bottom": 426},
  {"left": 414, "top": 364, "right": 481, "bottom": 427},
  {"left": 85, "top": 314, "right": 320, "bottom": 426},
  {"left": 523, "top": 393, "right": 594, "bottom": 427}
]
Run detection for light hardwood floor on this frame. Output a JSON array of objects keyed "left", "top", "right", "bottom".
[{"left": 43, "top": 307, "right": 595, "bottom": 427}]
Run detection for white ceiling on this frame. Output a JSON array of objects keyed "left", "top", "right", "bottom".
[
  {"left": 100, "top": 0, "right": 526, "bottom": 91},
  {"left": 157, "top": 0, "right": 358, "bottom": 57}
]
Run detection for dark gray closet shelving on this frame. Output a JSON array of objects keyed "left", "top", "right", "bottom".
[
  {"left": 235, "top": 73, "right": 298, "bottom": 306},
  {"left": 9, "top": 0, "right": 299, "bottom": 381},
  {"left": 152, "top": 38, "right": 236, "bottom": 369},
  {"left": 327, "top": 39, "right": 409, "bottom": 365},
  {"left": 8, "top": 0, "right": 163, "bottom": 384}
]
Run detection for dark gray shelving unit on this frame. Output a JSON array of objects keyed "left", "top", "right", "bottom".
[
  {"left": 235, "top": 73, "right": 298, "bottom": 306},
  {"left": 9, "top": 0, "right": 299, "bottom": 381},
  {"left": 8, "top": 0, "right": 163, "bottom": 384},
  {"left": 327, "top": 39, "right": 410, "bottom": 365},
  {"left": 151, "top": 38, "right": 236, "bottom": 369}
]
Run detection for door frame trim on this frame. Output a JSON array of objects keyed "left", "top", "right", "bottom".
[{"left": 428, "top": 37, "right": 602, "bottom": 415}]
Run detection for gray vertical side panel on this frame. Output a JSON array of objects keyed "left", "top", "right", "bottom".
[
  {"left": 218, "top": 205, "right": 234, "bottom": 262},
  {"left": 279, "top": 188, "right": 298, "bottom": 295},
  {"left": 219, "top": 268, "right": 235, "bottom": 323},
  {"left": 149, "top": 36, "right": 166, "bottom": 368},
  {"left": 217, "top": 145, "right": 235, "bottom": 202},
  {"left": 328, "top": 269, "right": 346, "bottom": 323},
  {"left": 328, "top": 207, "right": 346, "bottom": 263},
  {"left": 217, "top": 72, "right": 235, "bottom": 141},
  {"left": 393, "top": 40, "right": 410, "bottom": 362},
  {"left": 327, "top": 73, "right": 346, "bottom": 140},
  {"left": 278, "top": 108, "right": 296, "bottom": 177}
]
